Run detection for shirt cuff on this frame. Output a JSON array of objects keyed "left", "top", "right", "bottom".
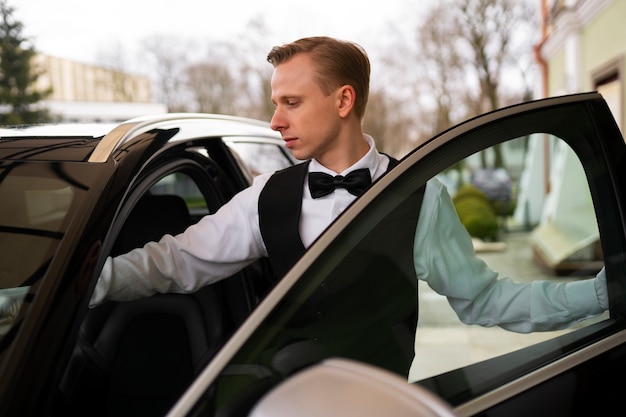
[
  {"left": 594, "top": 267, "right": 608, "bottom": 310},
  {"left": 566, "top": 278, "right": 605, "bottom": 319}
]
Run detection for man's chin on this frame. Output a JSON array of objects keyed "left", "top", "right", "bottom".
[{"left": 290, "top": 149, "right": 310, "bottom": 161}]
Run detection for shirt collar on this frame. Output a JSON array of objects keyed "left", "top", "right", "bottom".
[{"left": 308, "top": 134, "right": 381, "bottom": 176}]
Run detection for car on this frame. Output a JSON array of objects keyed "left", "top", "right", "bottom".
[
  {"left": 0, "top": 113, "right": 298, "bottom": 417},
  {"left": 1, "top": 92, "right": 625, "bottom": 417}
]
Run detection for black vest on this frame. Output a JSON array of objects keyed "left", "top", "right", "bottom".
[{"left": 258, "top": 156, "right": 402, "bottom": 280}]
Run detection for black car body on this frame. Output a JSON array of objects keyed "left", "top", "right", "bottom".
[{"left": 0, "top": 114, "right": 296, "bottom": 416}]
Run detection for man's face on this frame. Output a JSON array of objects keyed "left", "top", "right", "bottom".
[{"left": 270, "top": 54, "right": 343, "bottom": 162}]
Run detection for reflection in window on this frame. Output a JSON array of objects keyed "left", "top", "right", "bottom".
[
  {"left": 0, "top": 176, "right": 74, "bottom": 339},
  {"left": 0, "top": 176, "right": 73, "bottom": 288}
]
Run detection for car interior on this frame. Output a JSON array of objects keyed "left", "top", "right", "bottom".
[
  {"left": 56, "top": 193, "right": 221, "bottom": 416},
  {"left": 54, "top": 161, "right": 273, "bottom": 417}
]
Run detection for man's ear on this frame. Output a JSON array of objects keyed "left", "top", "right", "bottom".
[{"left": 337, "top": 85, "right": 356, "bottom": 118}]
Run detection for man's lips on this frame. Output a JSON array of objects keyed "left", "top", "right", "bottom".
[{"left": 283, "top": 137, "right": 298, "bottom": 148}]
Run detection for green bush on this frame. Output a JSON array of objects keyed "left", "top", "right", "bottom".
[
  {"left": 452, "top": 184, "right": 499, "bottom": 240},
  {"left": 492, "top": 197, "right": 517, "bottom": 216}
]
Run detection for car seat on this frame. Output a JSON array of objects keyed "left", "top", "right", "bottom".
[{"left": 58, "top": 194, "right": 224, "bottom": 417}]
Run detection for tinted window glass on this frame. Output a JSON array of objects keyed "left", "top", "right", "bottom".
[
  {"left": 225, "top": 141, "right": 299, "bottom": 176},
  {"left": 152, "top": 172, "right": 209, "bottom": 218},
  {"left": 0, "top": 161, "right": 101, "bottom": 343},
  {"left": 411, "top": 134, "right": 608, "bottom": 380},
  {"left": 0, "top": 175, "right": 73, "bottom": 287}
]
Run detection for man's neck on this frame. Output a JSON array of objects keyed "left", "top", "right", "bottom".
[{"left": 316, "top": 132, "right": 370, "bottom": 174}]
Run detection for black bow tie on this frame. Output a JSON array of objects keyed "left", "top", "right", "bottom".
[{"left": 308, "top": 168, "right": 372, "bottom": 199}]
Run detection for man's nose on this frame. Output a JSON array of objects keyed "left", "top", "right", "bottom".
[{"left": 270, "top": 109, "right": 285, "bottom": 131}]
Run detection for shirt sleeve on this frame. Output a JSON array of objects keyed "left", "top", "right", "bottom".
[
  {"left": 89, "top": 174, "right": 271, "bottom": 307},
  {"left": 413, "top": 178, "right": 606, "bottom": 333}
]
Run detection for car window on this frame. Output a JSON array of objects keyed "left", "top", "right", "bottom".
[
  {"left": 151, "top": 172, "right": 210, "bottom": 219},
  {"left": 0, "top": 175, "right": 73, "bottom": 287},
  {"left": 225, "top": 141, "right": 299, "bottom": 176},
  {"left": 191, "top": 97, "right": 625, "bottom": 417},
  {"left": 411, "top": 135, "right": 608, "bottom": 380},
  {"left": 0, "top": 166, "right": 79, "bottom": 340}
]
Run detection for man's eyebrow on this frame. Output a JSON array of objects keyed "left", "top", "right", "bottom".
[{"left": 273, "top": 94, "right": 302, "bottom": 103}]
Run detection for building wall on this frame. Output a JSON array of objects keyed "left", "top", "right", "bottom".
[
  {"left": 542, "top": 0, "right": 624, "bottom": 130},
  {"left": 581, "top": 2, "right": 625, "bottom": 89},
  {"left": 546, "top": 48, "right": 566, "bottom": 97},
  {"left": 33, "top": 54, "right": 166, "bottom": 122},
  {"left": 518, "top": 0, "right": 621, "bottom": 268}
]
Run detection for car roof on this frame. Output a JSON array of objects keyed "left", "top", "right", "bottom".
[
  {"left": 0, "top": 123, "right": 117, "bottom": 138},
  {"left": 0, "top": 113, "right": 281, "bottom": 163}
]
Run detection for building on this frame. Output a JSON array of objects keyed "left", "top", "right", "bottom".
[
  {"left": 34, "top": 54, "right": 167, "bottom": 123},
  {"left": 514, "top": 0, "right": 621, "bottom": 273},
  {"left": 539, "top": 0, "right": 623, "bottom": 126}
]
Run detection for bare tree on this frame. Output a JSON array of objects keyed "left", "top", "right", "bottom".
[
  {"left": 141, "top": 35, "right": 191, "bottom": 112},
  {"left": 229, "top": 16, "right": 276, "bottom": 121},
  {"left": 186, "top": 61, "right": 232, "bottom": 114},
  {"left": 184, "top": 41, "right": 244, "bottom": 114},
  {"left": 453, "top": 0, "right": 535, "bottom": 114},
  {"left": 364, "top": 89, "right": 418, "bottom": 158},
  {"left": 414, "top": 3, "right": 468, "bottom": 136},
  {"left": 95, "top": 42, "right": 137, "bottom": 102},
  {"left": 456, "top": 0, "right": 536, "bottom": 168},
  {"left": 181, "top": 18, "right": 275, "bottom": 120},
  {"left": 413, "top": 0, "right": 536, "bottom": 167}
]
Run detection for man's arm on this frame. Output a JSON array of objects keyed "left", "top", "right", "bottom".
[
  {"left": 413, "top": 179, "right": 607, "bottom": 333},
  {"left": 89, "top": 174, "right": 272, "bottom": 307}
]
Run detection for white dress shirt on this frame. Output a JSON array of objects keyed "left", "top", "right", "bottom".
[
  {"left": 413, "top": 179, "right": 606, "bottom": 333},
  {"left": 90, "top": 135, "right": 388, "bottom": 305},
  {"left": 90, "top": 134, "right": 607, "bottom": 338}
]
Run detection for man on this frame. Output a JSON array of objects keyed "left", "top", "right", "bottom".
[{"left": 90, "top": 37, "right": 607, "bottom": 335}]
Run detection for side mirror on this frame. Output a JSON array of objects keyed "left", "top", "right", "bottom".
[{"left": 249, "top": 358, "right": 458, "bottom": 417}]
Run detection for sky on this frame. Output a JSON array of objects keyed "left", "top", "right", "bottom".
[{"left": 11, "top": 0, "right": 422, "bottom": 66}]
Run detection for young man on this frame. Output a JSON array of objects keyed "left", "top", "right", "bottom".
[{"left": 90, "top": 37, "right": 607, "bottom": 335}]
